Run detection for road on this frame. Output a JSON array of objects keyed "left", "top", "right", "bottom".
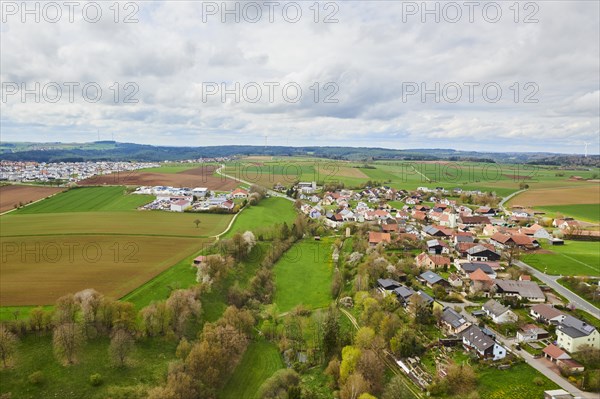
[
  {"left": 498, "top": 188, "right": 527, "bottom": 212},
  {"left": 515, "top": 260, "right": 600, "bottom": 319},
  {"left": 215, "top": 164, "right": 295, "bottom": 202},
  {"left": 456, "top": 305, "right": 595, "bottom": 399}
]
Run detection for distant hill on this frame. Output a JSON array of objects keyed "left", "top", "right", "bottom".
[{"left": 0, "top": 142, "right": 598, "bottom": 166}]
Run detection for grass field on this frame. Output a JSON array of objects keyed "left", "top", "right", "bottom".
[
  {"left": 222, "top": 197, "right": 297, "bottom": 238},
  {"left": 273, "top": 238, "right": 334, "bottom": 313},
  {"left": 12, "top": 186, "right": 154, "bottom": 214},
  {"left": 219, "top": 341, "right": 284, "bottom": 399},
  {"left": 0, "top": 334, "right": 177, "bottom": 399},
  {"left": 522, "top": 241, "right": 600, "bottom": 276},
  {"left": 477, "top": 362, "right": 558, "bottom": 399},
  {"left": 535, "top": 204, "right": 600, "bottom": 223}
]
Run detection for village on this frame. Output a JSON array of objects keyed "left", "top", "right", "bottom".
[{"left": 293, "top": 181, "right": 598, "bottom": 397}]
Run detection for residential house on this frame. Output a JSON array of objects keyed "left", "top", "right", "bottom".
[
  {"left": 230, "top": 188, "right": 248, "bottom": 199},
  {"left": 459, "top": 325, "right": 506, "bottom": 360},
  {"left": 457, "top": 261, "right": 497, "bottom": 278},
  {"left": 490, "top": 233, "right": 539, "bottom": 250},
  {"left": 369, "top": 231, "right": 391, "bottom": 246},
  {"left": 377, "top": 278, "right": 401, "bottom": 292},
  {"left": 556, "top": 315, "right": 600, "bottom": 352},
  {"left": 469, "top": 269, "right": 495, "bottom": 295},
  {"left": 543, "top": 343, "right": 571, "bottom": 362},
  {"left": 393, "top": 285, "right": 415, "bottom": 306},
  {"left": 530, "top": 304, "right": 566, "bottom": 325},
  {"left": 440, "top": 307, "right": 471, "bottom": 335},
  {"left": 419, "top": 271, "right": 449, "bottom": 288},
  {"left": 448, "top": 273, "right": 463, "bottom": 288},
  {"left": 415, "top": 253, "right": 451, "bottom": 270},
  {"left": 517, "top": 324, "right": 549, "bottom": 342},
  {"left": 459, "top": 215, "right": 491, "bottom": 227},
  {"left": 482, "top": 299, "right": 518, "bottom": 324},
  {"left": 427, "top": 239, "right": 449, "bottom": 255},
  {"left": 493, "top": 279, "right": 545, "bottom": 302}
]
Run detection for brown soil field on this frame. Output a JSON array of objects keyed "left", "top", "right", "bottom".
[
  {"left": 0, "top": 235, "right": 210, "bottom": 306},
  {"left": 79, "top": 165, "right": 238, "bottom": 190},
  {"left": 0, "top": 185, "right": 64, "bottom": 213},
  {"left": 508, "top": 185, "right": 600, "bottom": 206}
]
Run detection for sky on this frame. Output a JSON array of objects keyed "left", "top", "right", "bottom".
[{"left": 1, "top": 0, "right": 599, "bottom": 154}]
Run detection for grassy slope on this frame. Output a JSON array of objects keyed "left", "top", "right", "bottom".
[
  {"left": 273, "top": 238, "right": 334, "bottom": 313},
  {"left": 522, "top": 241, "right": 600, "bottom": 276},
  {"left": 219, "top": 341, "right": 284, "bottom": 399}
]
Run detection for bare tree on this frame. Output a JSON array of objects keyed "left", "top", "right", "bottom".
[
  {"left": 0, "top": 325, "right": 18, "bottom": 368},
  {"left": 53, "top": 322, "right": 84, "bottom": 365},
  {"left": 109, "top": 329, "right": 134, "bottom": 367}
]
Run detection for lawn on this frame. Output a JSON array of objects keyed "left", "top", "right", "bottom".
[
  {"left": 12, "top": 186, "right": 154, "bottom": 214},
  {"left": 477, "top": 362, "right": 558, "bottom": 399},
  {"left": 222, "top": 197, "right": 297, "bottom": 238},
  {"left": 219, "top": 341, "right": 284, "bottom": 399},
  {"left": 273, "top": 238, "right": 334, "bottom": 313},
  {"left": 536, "top": 204, "right": 600, "bottom": 223},
  {"left": 522, "top": 241, "right": 600, "bottom": 276}
]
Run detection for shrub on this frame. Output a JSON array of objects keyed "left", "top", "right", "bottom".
[
  {"left": 89, "top": 373, "right": 103, "bottom": 386},
  {"left": 533, "top": 377, "right": 544, "bottom": 386},
  {"left": 27, "top": 371, "right": 45, "bottom": 386}
]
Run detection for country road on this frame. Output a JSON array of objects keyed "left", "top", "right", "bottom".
[{"left": 215, "top": 164, "right": 295, "bottom": 202}]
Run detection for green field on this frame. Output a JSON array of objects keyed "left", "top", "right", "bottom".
[
  {"left": 13, "top": 187, "right": 153, "bottom": 214},
  {"left": 1, "top": 211, "right": 232, "bottom": 238},
  {"left": 222, "top": 197, "right": 297, "bottom": 238},
  {"left": 220, "top": 341, "right": 284, "bottom": 399},
  {"left": 273, "top": 238, "right": 334, "bottom": 313},
  {"left": 536, "top": 204, "right": 600, "bottom": 223},
  {"left": 522, "top": 241, "right": 600, "bottom": 276},
  {"left": 477, "top": 363, "right": 558, "bottom": 399}
]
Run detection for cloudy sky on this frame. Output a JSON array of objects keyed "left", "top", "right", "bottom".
[{"left": 1, "top": 0, "right": 599, "bottom": 154}]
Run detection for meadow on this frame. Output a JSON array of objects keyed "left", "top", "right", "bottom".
[
  {"left": 273, "top": 238, "right": 334, "bottom": 313},
  {"left": 522, "top": 241, "right": 600, "bottom": 276},
  {"left": 219, "top": 341, "right": 284, "bottom": 399},
  {"left": 222, "top": 197, "right": 298, "bottom": 238},
  {"left": 477, "top": 362, "right": 558, "bottom": 399}
]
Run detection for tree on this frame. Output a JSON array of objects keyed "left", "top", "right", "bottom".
[
  {"left": 280, "top": 222, "right": 290, "bottom": 240},
  {"left": 340, "top": 372, "right": 369, "bottom": 399},
  {"left": 53, "top": 322, "right": 84, "bottom": 364},
  {"left": 166, "top": 289, "right": 201, "bottom": 336},
  {"left": 257, "top": 369, "right": 300, "bottom": 399},
  {"left": 28, "top": 306, "right": 48, "bottom": 333},
  {"left": 0, "top": 325, "right": 18, "bottom": 368},
  {"left": 193, "top": 219, "right": 201, "bottom": 228},
  {"left": 176, "top": 337, "right": 192, "bottom": 359},
  {"left": 74, "top": 289, "right": 103, "bottom": 336},
  {"left": 354, "top": 327, "right": 375, "bottom": 350},
  {"left": 390, "top": 328, "right": 423, "bottom": 358},
  {"left": 109, "top": 329, "right": 134, "bottom": 367},
  {"left": 357, "top": 350, "right": 385, "bottom": 394},
  {"left": 340, "top": 346, "right": 362, "bottom": 382},
  {"left": 322, "top": 307, "right": 340, "bottom": 361},
  {"left": 54, "top": 294, "right": 79, "bottom": 324},
  {"left": 503, "top": 244, "right": 522, "bottom": 267},
  {"left": 445, "top": 362, "right": 477, "bottom": 395}
]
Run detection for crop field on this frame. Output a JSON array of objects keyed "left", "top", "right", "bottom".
[
  {"left": 79, "top": 165, "right": 237, "bottom": 190},
  {"left": 0, "top": 186, "right": 235, "bottom": 306},
  {"left": 219, "top": 341, "right": 284, "bottom": 399},
  {"left": 0, "top": 235, "right": 207, "bottom": 305},
  {"left": 12, "top": 186, "right": 153, "bottom": 214},
  {"left": 522, "top": 241, "right": 600, "bottom": 277},
  {"left": 1, "top": 211, "right": 232, "bottom": 238},
  {"left": 0, "top": 185, "right": 64, "bottom": 213},
  {"left": 508, "top": 184, "right": 600, "bottom": 207},
  {"left": 222, "top": 197, "right": 297, "bottom": 238},
  {"left": 477, "top": 363, "right": 558, "bottom": 399},
  {"left": 273, "top": 238, "right": 334, "bottom": 313}
]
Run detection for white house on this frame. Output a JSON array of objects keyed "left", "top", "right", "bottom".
[
  {"left": 556, "top": 315, "right": 600, "bottom": 352},
  {"left": 171, "top": 199, "right": 191, "bottom": 212},
  {"left": 482, "top": 299, "right": 518, "bottom": 324}
]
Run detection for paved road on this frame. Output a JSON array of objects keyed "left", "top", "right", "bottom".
[
  {"left": 215, "top": 164, "right": 295, "bottom": 202},
  {"left": 498, "top": 188, "right": 527, "bottom": 212},
  {"left": 515, "top": 260, "right": 600, "bottom": 319}
]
